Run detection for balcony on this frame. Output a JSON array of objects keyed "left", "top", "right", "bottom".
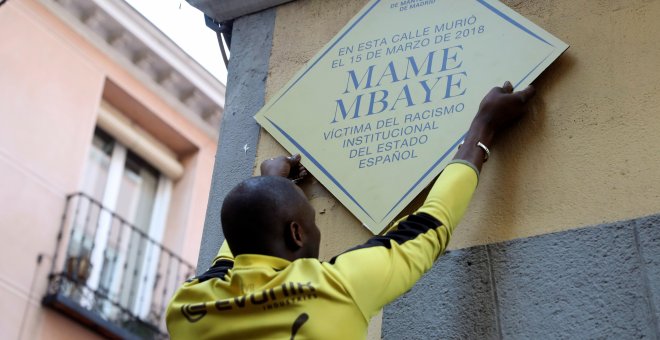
[{"left": 43, "top": 193, "right": 195, "bottom": 339}]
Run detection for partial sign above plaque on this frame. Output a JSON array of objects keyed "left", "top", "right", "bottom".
[{"left": 255, "top": 0, "right": 568, "bottom": 234}]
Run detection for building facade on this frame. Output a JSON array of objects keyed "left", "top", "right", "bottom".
[
  {"left": 190, "top": 0, "right": 660, "bottom": 338},
  {"left": 0, "top": 0, "right": 224, "bottom": 338}
]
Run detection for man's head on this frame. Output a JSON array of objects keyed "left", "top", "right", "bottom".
[{"left": 221, "top": 176, "right": 321, "bottom": 261}]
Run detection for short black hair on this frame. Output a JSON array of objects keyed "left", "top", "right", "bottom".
[{"left": 221, "top": 176, "right": 307, "bottom": 256}]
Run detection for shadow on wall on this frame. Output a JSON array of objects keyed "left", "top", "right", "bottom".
[{"left": 484, "top": 52, "right": 576, "bottom": 240}]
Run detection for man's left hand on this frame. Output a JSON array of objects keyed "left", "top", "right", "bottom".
[{"left": 260, "top": 154, "right": 308, "bottom": 181}]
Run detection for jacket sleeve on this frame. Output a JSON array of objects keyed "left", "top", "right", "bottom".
[{"left": 325, "top": 162, "right": 479, "bottom": 320}]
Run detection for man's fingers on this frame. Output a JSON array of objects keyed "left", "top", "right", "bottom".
[
  {"left": 286, "top": 154, "right": 309, "bottom": 180},
  {"left": 297, "top": 161, "right": 307, "bottom": 172},
  {"left": 287, "top": 153, "right": 301, "bottom": 164},
  {"left": 516, "top": 85, "right": 536, "bottom": 103},
  {"left": 502, "top": 81, "right": 513, "bottom": 93}
]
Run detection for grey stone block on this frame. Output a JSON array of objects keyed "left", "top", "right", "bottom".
[
  {"left": 383, "top": 247, "right": 498, "bottom": 340},
  {"left": 636, "top": 214, "right": 660, "bottom": 335},
  {"left": 489, "top": 222, "right": 654, "bottom": 339},
  {"left": 197, "top": 9, "right": 276, "bottom": 273}
]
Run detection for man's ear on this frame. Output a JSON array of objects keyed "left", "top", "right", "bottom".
[{"left": 288, "top": 221, "right": 304, "bottom": 249}]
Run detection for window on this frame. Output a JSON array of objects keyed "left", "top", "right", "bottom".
[
  {"left": 69, "top": 127, "right": 172, "bottom": 319},
  {"left": 43, "top": 103, "right": 194, "bottom": 338}
]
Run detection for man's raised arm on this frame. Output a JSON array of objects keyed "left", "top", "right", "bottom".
[{"left": 327, "top": 82, "right": 536, "bottom": 320}]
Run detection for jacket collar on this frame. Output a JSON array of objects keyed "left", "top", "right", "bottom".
[{"left": 233, "top": 254, "right": 292, "bottom": 271}]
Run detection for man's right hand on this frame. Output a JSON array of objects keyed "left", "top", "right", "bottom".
[
  {"left": 474, "top": 81, "right": 536, "bottom": 134},
  {"left": 453, "top": 81, "right": 536, "bottom": 172}
]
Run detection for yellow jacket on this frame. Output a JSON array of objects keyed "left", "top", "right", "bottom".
[{"left": 166, "top": 162, "right": 478, "bottom": 339}]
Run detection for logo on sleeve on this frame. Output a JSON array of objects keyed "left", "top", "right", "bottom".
[{"left": 181, "top": 303, "right": 207, "bottom": 323}]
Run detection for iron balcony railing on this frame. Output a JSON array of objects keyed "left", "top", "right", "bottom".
[{"left": 43, "top": 192, "right": 195, "bottom": 339}]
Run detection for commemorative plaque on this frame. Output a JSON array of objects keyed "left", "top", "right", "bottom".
[{"left": 255, "top": 0, "right": 568, "bottom": 234}]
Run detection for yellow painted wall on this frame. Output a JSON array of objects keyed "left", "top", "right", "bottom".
[
  {"left": 452, "top": 0, "right": 660, "bottom": 249},
  {"left": 258, "top": 0, "right": 660, "bottom": 249},
  {"left": 257, "top": 1, "right": 660, "bottom": 335}
]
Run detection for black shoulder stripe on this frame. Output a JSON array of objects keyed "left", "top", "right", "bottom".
[
  {"left": 190, "top": 259, "right": 234, "bottom": 283},
  {"left": 329, "top": 212, "right": 441, "bottom": 264}
]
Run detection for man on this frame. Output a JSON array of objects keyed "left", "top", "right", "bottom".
[{"left": 166, "top": 81, "right": 536, "bottom": 339}]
